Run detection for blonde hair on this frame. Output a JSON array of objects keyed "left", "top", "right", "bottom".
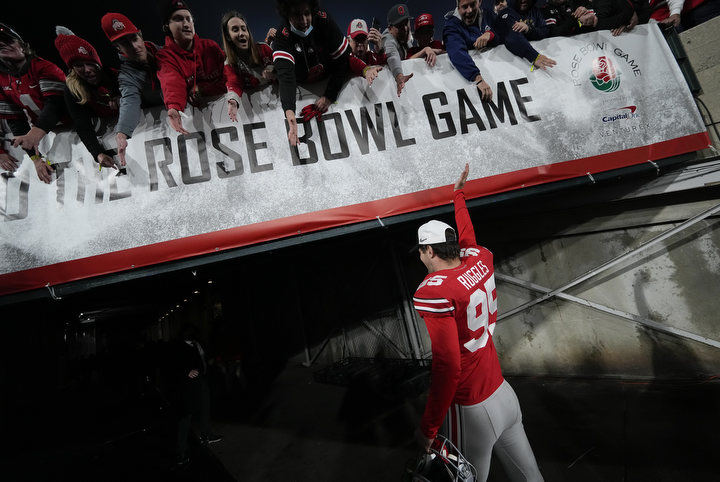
[
  {"left": 221, "top": 11, "right": 261, "bottom": 68},
  {"left": 66, "top": 70, "right": 92, "bottom": 105}
]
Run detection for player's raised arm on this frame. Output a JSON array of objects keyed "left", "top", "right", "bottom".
[{"left": 453, "top": 163, "right": 476, "bottom": 248}]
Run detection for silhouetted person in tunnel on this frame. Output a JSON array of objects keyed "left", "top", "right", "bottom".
[{"left": 173, "top": 323, "right": 222, "bottom": 465}]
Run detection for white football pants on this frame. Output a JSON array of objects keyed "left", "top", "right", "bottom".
[{"left": 442, "top": 379, "right": 543, "bottom": 482}]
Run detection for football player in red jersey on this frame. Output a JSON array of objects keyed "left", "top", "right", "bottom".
[
  {"left": 0, "top": 23, "right": 66, "bottom": 183},
  {"left": 412, "top": 164, "right": 543, "bottom": 481}
]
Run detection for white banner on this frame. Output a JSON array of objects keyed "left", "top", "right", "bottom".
[{"left": 0, "top": 24, "right": 708, "bottom": 294}]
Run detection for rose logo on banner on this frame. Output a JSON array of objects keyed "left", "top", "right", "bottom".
[{"left": 590, "top": 56, "right": 620, "bottom": 93}]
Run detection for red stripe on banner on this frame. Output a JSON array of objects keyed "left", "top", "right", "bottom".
[{"left": 0, "top": 131, "right": 710, "bottom": 296}]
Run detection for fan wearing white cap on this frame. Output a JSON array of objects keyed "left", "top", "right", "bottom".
[{"left": 412, "top": 164, "right": 542, "bottom": 481}]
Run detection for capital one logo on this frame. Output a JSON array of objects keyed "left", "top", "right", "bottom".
[{"left": 590, "top": 56, "right": 620, "bottom": 93}]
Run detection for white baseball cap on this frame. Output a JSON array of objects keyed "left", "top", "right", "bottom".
[
  {"left": 417, "top": 220, "right": 457, "bottom": 245},
  {"left": 347, "top": 19, "right": 369, "bottom": 39}
]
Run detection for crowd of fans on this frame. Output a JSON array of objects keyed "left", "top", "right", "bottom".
[{"left": 1, "top": 0, "right": 717, "bottom": 181}]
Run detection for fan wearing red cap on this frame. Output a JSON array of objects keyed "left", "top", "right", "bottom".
[
  {"left": 347, "top": 19, "right": 387, "bottom": 67},
  {"left": 406, "top": 13, "right": 445, "bottom": 62},
  {"left": 101, "top": 13, "right": 164, "bottom": 167},
  {"left": 156, "top": 0, "right": 226, "bottom": 135},
  {"left": 0, "top": 22, "right": 66, "bottom": 183},
  {"left": 55, "top": 26, "right": 121, "bottom": 170}
]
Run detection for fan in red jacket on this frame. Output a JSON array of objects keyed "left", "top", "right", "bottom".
[
  {"left": 220, "top": 11, "right": 275, "bottom": 122},
  {"left": 0, "top": 23, "right": 66, "bottom": 183},
  {"left": 156, "top": 0, "right": 226, "bottom": 134}
]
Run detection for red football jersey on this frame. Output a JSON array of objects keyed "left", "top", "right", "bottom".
[
  {"left": 0, "top": 57, "right": 65, "bottom": 123},
  {"left": 413, "top": 189, "right": 503, "bottom": 439}
]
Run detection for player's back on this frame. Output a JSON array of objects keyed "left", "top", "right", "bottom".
[{"left": 414, "top": 245, "right": 504, "bottom": 405}]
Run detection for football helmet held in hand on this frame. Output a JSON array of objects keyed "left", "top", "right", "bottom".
[{"left": 403, "top": 435, "right": 476, "bottom": 482}]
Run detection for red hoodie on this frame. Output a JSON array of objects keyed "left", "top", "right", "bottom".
[{"left": 156, "top": 34, "right": 226, "bottom": 112}]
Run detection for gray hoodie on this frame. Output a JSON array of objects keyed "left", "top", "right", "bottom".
[
  {"left": 381, "top": 29, "right": 408, "bottom": 78},
  {"left": 116, "top": 42, "right": 164, "bottom": 138}
]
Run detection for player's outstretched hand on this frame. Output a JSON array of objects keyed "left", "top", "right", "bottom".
[{"left": 455, "top": 163, "right": 469, "bottom": 191}]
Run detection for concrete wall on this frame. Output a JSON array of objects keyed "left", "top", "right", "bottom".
[
  {"left": 495, "top": 208, "right": 720, "bottom": 378},
  {"left": 681, "top": 16, "right": 720, "bottom": 155}
]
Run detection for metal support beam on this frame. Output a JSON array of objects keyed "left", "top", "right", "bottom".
[
  {"left": 498, "top": 201, "right": 720, "bottom": 322},
  {"left": 361, "top": 320, "right": 408, "bottom": 358},
  {"left": 389, "top": 241, "right": 423, "bottom": 360},
  {"left": 303, "top": 335, "right": 333, "bottom": 368},
  {"left": 496, "top": 273, "right": 720, "bottom": 350}
]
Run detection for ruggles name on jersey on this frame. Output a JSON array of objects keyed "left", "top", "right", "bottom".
[{"left": 457, "top": 260, "right": 491, "bottom": 291}]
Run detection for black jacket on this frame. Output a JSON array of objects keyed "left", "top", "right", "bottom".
[{"left": 272, "top": 9, "right": 352, "bottom": 113}]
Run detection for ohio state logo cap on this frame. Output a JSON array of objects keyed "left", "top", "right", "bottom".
[
  {"left": 415, "top": 13, "right": 434, "bottom": 30},
  {"left": 101, "top": 13, "right": 139, "bottom": 42},
  {"left": 387, "top": 3, "right": 411, "bottom": 26},
  {"left": 347, "top": 18, "right": 369, "bottom": 39}
]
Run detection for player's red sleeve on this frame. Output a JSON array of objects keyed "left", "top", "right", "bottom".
[
  {"left": 420, "top": 314, "right": 462, "bottom": 439},
  {"left": 224, "top": 63, "right": 244, "bottom": 105},
  {"left": 156, "top": 53, "right": 188, "bottom": 112},
  {"left": 454, "top": 189, "right": 477, "bottom": 248}
]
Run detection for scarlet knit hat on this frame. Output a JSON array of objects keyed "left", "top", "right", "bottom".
[
  {"left": 101, "top": 13, "right": 139, "bottom": 43},
  {"left": 54, "top": 26, "right": 102, "bottom": 68}
]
